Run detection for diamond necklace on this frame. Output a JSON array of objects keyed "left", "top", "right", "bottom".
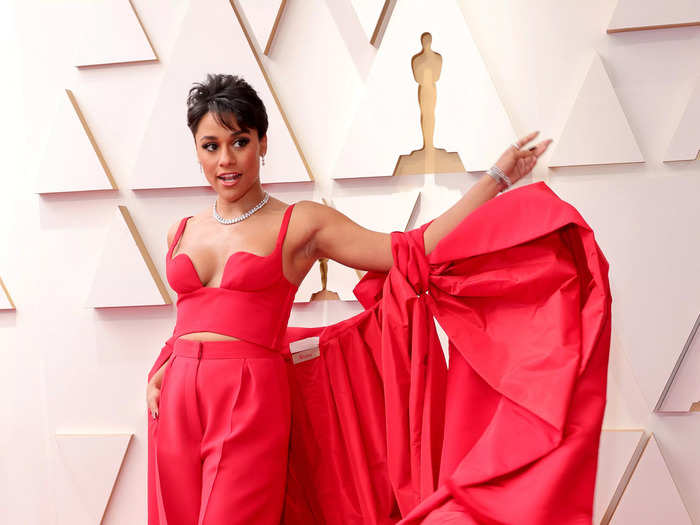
[{"left": 213, "top": 191, "right": 270, "bottom": 224}]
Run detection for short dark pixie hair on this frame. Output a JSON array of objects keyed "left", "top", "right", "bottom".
[{"left": 186, "top": 73, "right": 268, "bottom": 139}]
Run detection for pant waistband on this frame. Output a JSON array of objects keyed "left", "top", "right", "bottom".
[{"left": 173, "top": 337, "right": 284, "bottom": 360}]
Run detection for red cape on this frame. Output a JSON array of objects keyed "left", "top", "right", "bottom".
[{"left": 147, "top": 181, "right": 612, "bottom": 524}]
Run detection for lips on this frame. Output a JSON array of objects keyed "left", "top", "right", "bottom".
[{"left": 218, "top": 172, "right": 242, "bottom": 181}]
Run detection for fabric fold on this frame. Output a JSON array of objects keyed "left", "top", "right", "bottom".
[
  {"left": 147, "top": 181, "right": 612, "bottom": 524},
  {"left": 282, "top": 181, "right": 612, "bottom": 524}
]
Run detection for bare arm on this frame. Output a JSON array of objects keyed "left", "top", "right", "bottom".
[
  {"left": 309, "top": 175, "right": 499, "bottom": 272},
  {"left": 312, "top": 132, "right": 552, "bottom": 272},
  {"left": 146, "top": 220, "right": 183, "bottom": 417},
  {"left": 308, "top": 204, "right": 394, "bottom": 272},
  {"left": 147, "top": 220, "right": 181, "bottom": 389},
  {"left": 422, "top": 173, "right": 502, "bottom": 255}
]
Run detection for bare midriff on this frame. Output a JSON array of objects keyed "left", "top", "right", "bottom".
[{"left": 176, "top": 332, "right": 242, "bottom": 342}]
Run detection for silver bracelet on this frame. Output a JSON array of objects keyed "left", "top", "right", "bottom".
[{"left": 486, "top": 165, "right": 512, "bottom": 192}]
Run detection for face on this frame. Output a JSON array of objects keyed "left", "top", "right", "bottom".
[{"left": 194, "top": 111, "right": 267, "bottom": 197}]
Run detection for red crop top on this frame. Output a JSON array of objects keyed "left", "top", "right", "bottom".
[{"left": 165, "top": 203, "right": 298, "bottom": 350}]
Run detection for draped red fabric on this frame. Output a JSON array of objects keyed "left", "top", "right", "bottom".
[{"left": 146, "top": 181, "right": 612, "bottom": 524}]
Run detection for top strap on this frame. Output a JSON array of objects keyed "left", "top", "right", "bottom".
[
  {"left": 169, "top": 207, "right": 293, "bottom": 257},
  {"left": 275, "top": 204, "right": 295, "bottom": 248},
  {"left": 168, "top": 215, "right": 193, "bottom": 257}
]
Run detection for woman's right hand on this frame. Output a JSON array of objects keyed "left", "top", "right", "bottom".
[
  {"left": 146, "top": 379, "right": 162, "bottom": 420},
  {"left": 146, "top": 356, "right": 171, "bottom": 420}
]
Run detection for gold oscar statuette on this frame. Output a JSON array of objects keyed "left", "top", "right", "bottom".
[{"left": 393, "top": 32, "right": 465, "bottom": 176}]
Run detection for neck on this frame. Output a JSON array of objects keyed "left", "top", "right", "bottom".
[{"left": 216, "top": 186, "right": 267, "bottom": 218}]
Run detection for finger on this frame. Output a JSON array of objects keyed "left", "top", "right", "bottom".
[
  {"left": 522, "top": 139, "right": 551, "bottom": 158},
  {"left": 534, "top": 138, "right": 553, "bottom": 156},
  {"left": 514, "top": 130, "right": 539, "bottom": 149}
]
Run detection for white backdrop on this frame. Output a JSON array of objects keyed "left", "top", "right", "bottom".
[{"left": 1, "top": 0, "right": 699, "bottom": 523}]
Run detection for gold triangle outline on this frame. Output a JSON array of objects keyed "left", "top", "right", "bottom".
[
  {"left": 370, "top": 0, "right": 397, "bottom": 48},
  {"left": 114, "top": 205, "right": 173, "bottom": 306},
  {"left": 0, "top": 275, "right": 16, "bottom": 309},
  {"left": 600, "top": 429, "right": 648, "bottom": 525},
  {"left": 64, "top": 88, "right": 119, "bottom": 190},
  {"left": 654, "top": 312, "right": 700, "bottom": 412},
  {"left": 229, "top": 0, "right": 315, "bottom": 182},
  {"left": 75, "top": 0, "right": 160, "bottom": 69},
  {"left": 265, "top": 0, "right": 287, "bottom": 56},
  {"left": 55, "top": 432, "right": 134, "bottom": 524}
]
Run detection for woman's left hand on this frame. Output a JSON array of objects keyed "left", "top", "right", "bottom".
[{"left": 493, "top": 131, "right": 553, "bottom": 186}]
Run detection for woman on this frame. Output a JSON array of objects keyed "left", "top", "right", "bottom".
[{"left": 146, "top": 73, "right": 551, "bottom": 524}]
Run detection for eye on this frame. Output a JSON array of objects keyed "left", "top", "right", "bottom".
[{"left": 202, "top": 137, "right": 250, "bottom": 152}]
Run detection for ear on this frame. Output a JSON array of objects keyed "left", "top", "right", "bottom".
[{"left": 259, "top": 134, "right": 267, "bottom": 157}]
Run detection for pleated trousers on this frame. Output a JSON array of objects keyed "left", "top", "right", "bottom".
[{"left": 154, "top": 337, "right": 291, "bottom": 525}]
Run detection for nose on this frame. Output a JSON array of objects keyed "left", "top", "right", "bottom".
[{"left": 219, "top": 144, "right": 236, "bottom": 167}]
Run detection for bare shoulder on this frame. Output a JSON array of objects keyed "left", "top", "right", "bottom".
[
  {"left": 288, "top": 199, "right": 352, "bottom": 237},
  {"left": 290, "top": 199, "right": 375, "bottom": 240},
  {"left": 293, "top": 200, "right": 370, "bottom": 237},
  {"left": 290, "top": 199, "right": 337, "bottom": 226},
  {"left": 283, "top": 200, "right": 334, "bottom": 259},
  {"left": 167, "top": 209, "right": 209, "bottom": 247},
  {"left": 289, "top": 199, "right": 393, "bottom": 271},
  {"left": 166, "top": 215, "right": 191, "bottom": 248}
]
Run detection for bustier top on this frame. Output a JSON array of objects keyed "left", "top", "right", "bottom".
[{"left": 165, "top": 203, "right": 298, "bottom": 350}]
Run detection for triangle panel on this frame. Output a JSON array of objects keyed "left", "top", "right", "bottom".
[
  {"left": 608, "top": 0, "right": 700, "bottom": 33},
  {"left": 350, "top": 0, "right": 389, "bottom": 44},
  {"left": 131, "top": 0, "right": 310, "bottom": 189},
  {"left": 55, "top": 433, "right": 133, "bottom": 524},
  {"left": 237, "top": 0, "right": 287, "bottom": 55},
  {"left": 72, "top": 0, "right": 157, "bottom": 67},
  {"left": 656, "top": 313, "right": 700, "bottom": 412},
  {"left": 664, "top": 75, "right": 700, "bottom": 162},
  {"left": 548, "top": 53, "right": 644, "bottom": 168},
  {"left": 594, "top": 430, "right": 646, "bottom": 524},
  {"left": 334, "top": 0, "right": 516, "bottom": 179},
  {"left": 35, "top": 89, "right": 117, "bottom": 194},
  {"left": 609, "top": 435, "right": 692, "bottom": 525},
  {"left": 86, "top": 207, "right": 171, "bottom": 308}
]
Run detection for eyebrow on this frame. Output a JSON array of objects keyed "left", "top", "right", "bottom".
[{"left": 199, "top": 130, "right": 249, "bottom": 142}]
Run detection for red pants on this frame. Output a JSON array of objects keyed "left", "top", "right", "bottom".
[{"left": 154, "top": 338, "right": 291, "bottom": 525}]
